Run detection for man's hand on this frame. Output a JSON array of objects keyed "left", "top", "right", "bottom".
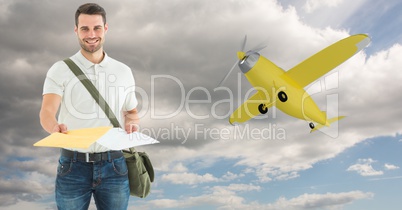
[
  {"left": 125, "top": 123, "right": 139, "bottom": 134},
  {"left": 52, "top": 124, "right": 68, "bottom": 134}
]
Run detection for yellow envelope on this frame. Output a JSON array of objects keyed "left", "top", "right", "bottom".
[{"left": 34, "top": 126, "right": 113, "bottom": 149}]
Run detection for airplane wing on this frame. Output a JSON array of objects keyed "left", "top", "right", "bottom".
[
  {"left": 229, "top": 90, "right": 273, "bottom": 124},
  {"left": 284, "top": 34, "right": 371, "bottom": 88}
]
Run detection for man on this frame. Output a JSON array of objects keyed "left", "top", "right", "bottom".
[{"left": 39, "top": 3, "right": 139, "bottom": 209}]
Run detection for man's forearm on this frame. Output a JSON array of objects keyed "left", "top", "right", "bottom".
[
  {"left": 39, "top": 110, "right": 59, "bottom": 133},
  {"left": 40, "top": 94, "right": 66, "bottom": 134},
  {"left": 124, "top": 108, "right": 139, "bottom": 133},
  {"left": 39, "top": 109, "right": 67, "bottom": 134}
]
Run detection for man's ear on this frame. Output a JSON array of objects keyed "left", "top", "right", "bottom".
[
  {"left": 104, "top": 23, "right": 109, "bottom": 34},
  {"left": 74, "top": 25, "right": 78, "bottom": 35}
]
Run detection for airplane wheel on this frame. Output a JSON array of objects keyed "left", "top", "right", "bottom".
[
  {"left": 258, "top": 104, "right": 268, "bottom": 114},
  {"left": 309, "top": 122, "right": 315, "bottom": 129},
  {"left": 278, "top": 91, "right": 288, "bottom": 102}
]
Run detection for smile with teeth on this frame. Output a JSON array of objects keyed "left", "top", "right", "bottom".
[{"left": 85, "top": 39, "right": 99, "bottom": 44}]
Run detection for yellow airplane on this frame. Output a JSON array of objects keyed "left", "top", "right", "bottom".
[{"left": 219, "top": 34, "right": 371, "bottom": 131}]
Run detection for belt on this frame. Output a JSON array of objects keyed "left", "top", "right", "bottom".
[{"left": 61, "top": 148, "right": 123, "bottom": 162}]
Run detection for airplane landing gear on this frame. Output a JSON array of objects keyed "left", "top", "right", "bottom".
[
  {"left": 278, "top": 91, "right": 288, "bottom": 102},
  {"left": 258, "top": 104, "right": 268, "bottom": 114},
  {"left": 309, "top": 122, "right": 315, "bottom": 129}
]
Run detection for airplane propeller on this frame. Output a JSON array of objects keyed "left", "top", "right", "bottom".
[{"left": 218, "top": 35, "right": 267, "bottom": 87}]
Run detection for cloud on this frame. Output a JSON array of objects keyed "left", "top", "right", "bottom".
[
  {"left": 303, "top": 0, "right": 344, "bottom": 13},
  {"left": 0, "top": 148, "right": 58, "bottom": 207},
  {"left": 369, "top": 176, "right": 402, "bottom": 181},
  {"left": 0, "top": 172, "right": 54, "bottom": 207},
  {"left": 161, "top": 172, "right": 219, "bottom": 185},
  {"left": 384, "top": 163, "right": 399, "bottom": 170},
  {"left": 347, "top": 158, "right": 384, "bottom": 176},
  {"left": 6, "top": 157, "right": 57, "bottom": 177},
  {"left": 221, "top": 171, "right": 245, "bottom": 181},
  {"left": 170, "top": 162, "right": 189, "bottom": 173},
  {"left": 142, "top": 183, "right": 261, "bottom": 209},
  {"left": 143, "top": 189, "right": 372, "bottom": 210},
  {"left": 262, "top": 191, "right": 373, "bottom": 210},
  {"left": 291, "top": 0, "right": 368, "bottom": 29},
  {"left": 161, "top": 171, "right": 244, "bottom": 185},
  {"left": 0, "top": 200, "right": 53, "bottom": 210},
  {"left": 338, "top": 44, "right": 402, "bottom": 136}
]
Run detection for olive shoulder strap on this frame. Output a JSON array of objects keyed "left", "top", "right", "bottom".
[{"left": 63, "top": 58, "right": 121, "bottom": 128}]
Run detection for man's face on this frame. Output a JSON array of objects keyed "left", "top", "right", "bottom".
[{"left": 74, "top": 14, "right": 108, "bottom": 54}]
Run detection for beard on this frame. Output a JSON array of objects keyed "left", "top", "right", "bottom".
[{"left": 79, "top": 37, "right": 103, "bottom": 53}]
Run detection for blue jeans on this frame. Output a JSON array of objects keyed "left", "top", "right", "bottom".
[{"left": 55, "top": 154, "right": 130, "bottom": 210}]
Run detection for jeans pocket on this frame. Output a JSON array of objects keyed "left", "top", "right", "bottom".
[
  {"left": 112, "top": 156, "right": 128, "bottom": 175},
  {"left": 57, "top": 156, "right": 73, "bottom": 177}
]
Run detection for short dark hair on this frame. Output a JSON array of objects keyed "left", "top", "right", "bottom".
[{"left": 75, "top": 3, "right": 106, "bottom": 26}]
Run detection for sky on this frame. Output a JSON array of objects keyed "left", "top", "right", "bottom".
[{"left": 0, "top": 0, "right": 401, "bottom": 209}]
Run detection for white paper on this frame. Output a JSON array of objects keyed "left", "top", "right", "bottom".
[{"left": 96, "top": 128, "right": 159, "bottom": 150}]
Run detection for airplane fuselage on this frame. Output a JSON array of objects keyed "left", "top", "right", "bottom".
[
  {"left": 229, "top": 34, "right": 370, "bottom": 129},
  {"left": 239, "top": 52, "right": 327, "bottom": 125}
]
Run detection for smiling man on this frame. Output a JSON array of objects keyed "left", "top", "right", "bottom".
[
  {"left": 76, "top": 13, "right": 106, "bottom": 56},
  {"left": 39, "top": 3, "right": 139, "bottom": 210}
]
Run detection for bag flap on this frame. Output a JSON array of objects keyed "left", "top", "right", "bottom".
[{"left": 139, "top": 152, "right": 154, "bottom": 182}]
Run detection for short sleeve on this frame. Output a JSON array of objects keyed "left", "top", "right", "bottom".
[
  {"left": 124, "top": 87, "right": 138, "bottom": 111},
  {"left": 123, "top": 69, "right": 138, "bottom": 111},
  {"left": 43, "top": 61, "right": 66, "bottom": 96}
]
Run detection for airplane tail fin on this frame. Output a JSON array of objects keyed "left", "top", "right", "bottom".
[{"left": 311, "top": 116, "right": 345, "bottom": 133}]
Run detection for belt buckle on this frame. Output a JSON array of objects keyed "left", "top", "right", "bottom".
[{"left": 85, "top": 153, "right": 95, "bottom": 163}]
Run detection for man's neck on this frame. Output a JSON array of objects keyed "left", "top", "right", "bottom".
[{"left": 80, "top": 49, "right": 105, "bottom": 64}]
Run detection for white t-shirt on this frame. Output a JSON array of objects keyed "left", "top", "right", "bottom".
[{"left": 43, "top": 51, "right": 138, "bottom": 153}]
